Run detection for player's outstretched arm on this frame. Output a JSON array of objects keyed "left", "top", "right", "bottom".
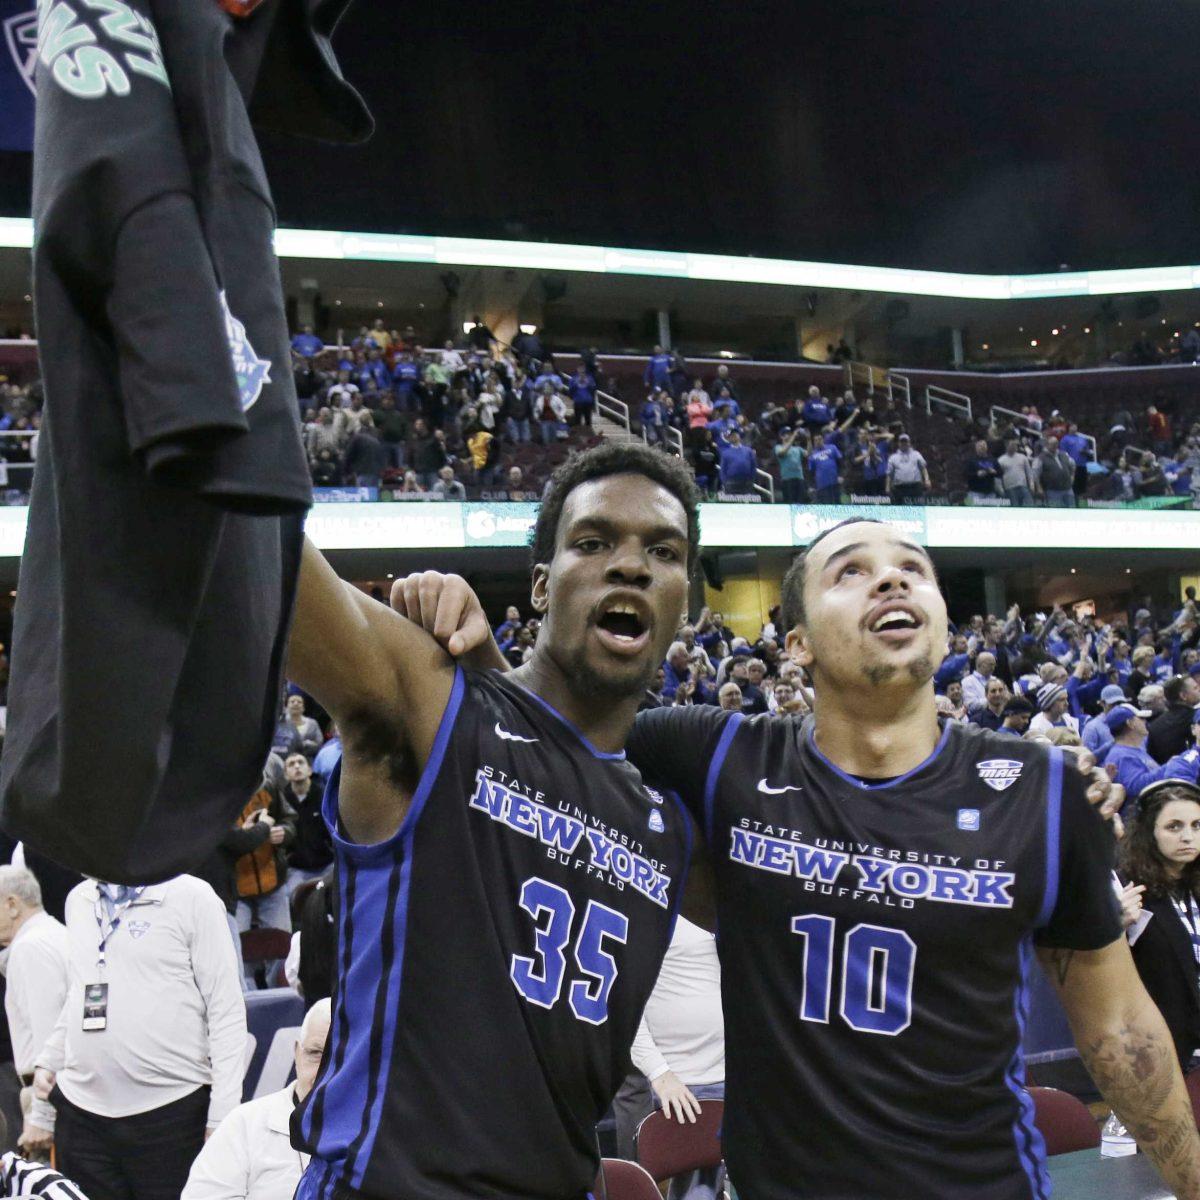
[
  {"left": 288, "top": 539, "right": 456, "bottom": 843},
  {"left": 1038, "top": 938, "right": 1200, "bottom": 1199},
  {"left": 390, "top": 571, "right": 508, "bottom": 672}
]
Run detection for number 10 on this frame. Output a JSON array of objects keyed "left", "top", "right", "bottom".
[{"left": 791, "top": 915, "right": 916, "bottom": 1036}]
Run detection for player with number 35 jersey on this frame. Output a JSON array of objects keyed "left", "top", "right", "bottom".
[{"left": 285, "top": 445, "right": 701, "bottom": 1200}]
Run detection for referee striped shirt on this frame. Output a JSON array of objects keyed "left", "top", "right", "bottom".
[{"left": 0, "top": 1152, "right": 89, "bottom": 1199}]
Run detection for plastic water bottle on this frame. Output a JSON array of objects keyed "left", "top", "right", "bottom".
[{"left": 1100, "top": 1111, "right": 1137, "bottom": 1158}]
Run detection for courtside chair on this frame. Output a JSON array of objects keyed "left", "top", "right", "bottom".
[
  {"left": 635, "top": 1099, "right": 725, "bottom": 1180},
  {"left": 1028, "top": 1086, "right": 1101, "bottom": 1155},
  {"left": 594, "top": 1158, "right": 662, "bottom": 1200}
]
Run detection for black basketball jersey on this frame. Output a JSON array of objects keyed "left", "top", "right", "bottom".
[
  {"left": 627, "top": 708, "right": 1121, "bottom": 1200},
  {"left": 292, "top": 668, "right": 691, "bottom": 1200}
]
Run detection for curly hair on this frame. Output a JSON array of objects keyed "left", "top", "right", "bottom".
[
  {"left": 1120, "top": 785, "right": 1200, "bottom": 899},
  {"left": 530, "top": 442, "right": 701, "bottom": 569}
]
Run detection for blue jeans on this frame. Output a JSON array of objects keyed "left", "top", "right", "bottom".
[
  {"left": 507, "top": 417, "right": 531, "bottom": 443},
  {"left": 539, "top": 420, "right": 557, "bottom": 444},
  {"left": 654, "top": 1081, "right": 726, "bottom": 1200},
  {"left": 1044, "top": 488, "right": 1074, "bottom": 507},
  {"left": 1005, "top": 485, "right": 1033, "bottom": 507}
]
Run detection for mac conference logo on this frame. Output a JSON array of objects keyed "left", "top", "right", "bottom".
[
  {"left": 219, "top": 291, "right": 271, "bottom": 412},
  {"left": 976, "top": 758, "right": 1023, "bottom": 792},
  {"left": 3, "top": 9, "right": 37, "bottom": 97}
]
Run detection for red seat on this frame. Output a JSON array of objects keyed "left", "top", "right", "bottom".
[
  {"left": 1185, "top": 1067, "right": 1200, "bottom": 1128},
  {"left": 594, "top": 1158, "right": 661, "bottom": 1200},
  {"left": 1029, "top": 1086, "right": 1100, "bottom": 1155},
  {"left": 635, "top": 1099, "right": 724, "bottom": 1180},
  {"left": 240, "top": 926, "right": 292, "bottom": 963}
]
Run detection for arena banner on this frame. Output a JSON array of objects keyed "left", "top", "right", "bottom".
[
  {"left": 0, "top": 2, "right": 35, "bottom": 152},
  {"left": 461, "top": 501, "right": 537, "bottom": 547},
  {"left": 1, "top": 501, "right": 1199, "bottom": 557}
]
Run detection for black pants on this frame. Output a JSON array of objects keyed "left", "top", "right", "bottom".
[
  {"left": 780, "top": 477, "right": 807, "bottom": 504},
  {"left": 53, "top": 1084, "right": 209, "bottom": 1200}
]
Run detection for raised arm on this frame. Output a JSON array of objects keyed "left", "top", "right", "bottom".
[
  {"left": 1038, "top": 938, "right": 1200, "bottom": 1198},
  {"left": 287, "top": 539, "right": 457, "bottom": 843}
]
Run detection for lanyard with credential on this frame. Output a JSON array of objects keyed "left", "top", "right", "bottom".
[{"left": 93, "top": 886, "right": 145, "bottom": 977}]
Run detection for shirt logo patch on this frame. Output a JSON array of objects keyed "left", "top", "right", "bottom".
[
  {"left": 494, "top": 722, "right": 538, "bottom": 744},
  {"left": 956, "top": 808, "right": 981, "bottom": 831},
  {"left": 977, "top": 758, "right": 1023, "bottom": 792},
  {"left": 219, "top": 291, "right": 271, "bottom": 412},
  {"left": 127, "top": 920, "right": 150, "bottom": 939},
  {"left": 4, "top": 10, "right": 36, "bottom": 98},
  {"left": 645, "top": 787, "right": 664, "bottom": 806},
  {"left": 648, "top": 809, "right": 665, "bottom": 833},
  {"left": 757, "top": 778, "right": 802, "bottom": 795}
]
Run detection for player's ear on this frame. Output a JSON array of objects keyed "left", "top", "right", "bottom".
[
  {"left": 785, "top": 625, "right": 814, "bottom": 669},
  {"left": 530, "top": 564, "right": 550, "bottom": 614}
]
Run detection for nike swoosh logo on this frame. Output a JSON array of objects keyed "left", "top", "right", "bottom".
[
  {"left": 757, "top": 778, "right": 802, "bottom": 795},
  {"left": 495, "top": 723, "right": 539, "bottom": 744}
]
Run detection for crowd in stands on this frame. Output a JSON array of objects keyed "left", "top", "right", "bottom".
[
  {"left": 287, "top": 320, "right": 1200, "bottom": 509},
  {"left": 0, "top": 319, "right": 1196, "bottom": 508}
]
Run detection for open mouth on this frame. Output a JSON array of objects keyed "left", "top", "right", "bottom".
[
  {"left": 594, "top": 601, "right": 651, "bottom": 656},
  {"left": 865, "top": 605, "right": 923, "bottom": 641}
]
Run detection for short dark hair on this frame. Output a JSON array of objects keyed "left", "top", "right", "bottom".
[
  {"left": 530, "top": 442, "right": 701, "bottom": 569},
  {"left": 780, "top": 518, "right": 885, "bottom": 632},
  {"left": 1164, "top": 674, "right": 1188, "bottom": 705}
]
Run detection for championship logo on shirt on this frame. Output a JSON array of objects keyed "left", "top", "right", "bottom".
[
  {"left": 219, "top": 291, "right": 271, "bottom": 412},
  {"left": 976, "top": 758, "right": 1022, "bottom": 792},
  {"left": 3, "top": 8, "right": 36, "bottom": 97}
]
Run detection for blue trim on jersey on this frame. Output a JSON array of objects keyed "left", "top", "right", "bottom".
[
  {"left": 805, "top": 718, "right": 952, "bottom": 790},
  {"left": 665, "top": 790, "right": 694, "bottom": 942},
  {"left": 502, "top": 672, "right": 627, "bottom": 760},
  {"left": 305, "top": 667, "right": 466, "bottom": 1188},
  {"left": 1006, "top": 936, "right": 1051, "bottom": 1200},
  {"left": 703, "top": 714, "right": 744, "bottom": 844},
  {"left": 351, "top": 665, "right": 466, "bottom": 1188},
  {"left": 1036, "top": 749, "right": 1064, "bottom": 929}
]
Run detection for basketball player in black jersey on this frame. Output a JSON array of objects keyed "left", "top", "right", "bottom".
[
  {"left": 283, "top": 443, "right": 702, "bottom": 1200},
  {"left": 399, "top": 517, "right": 1200, "bottom": 1200}
]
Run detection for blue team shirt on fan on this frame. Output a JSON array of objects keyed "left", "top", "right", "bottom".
[
  {"left": 809, "top": 445, "right": 842, "bottom": 489},
  {"left": 802, "top": 398, "right": 832, "bottom": 426},
  {"left": 291, "top": 332, "right": 324, "bottom": 357},
  {"left": 392, "top": 361, "right": 421, "bottom": 395}
]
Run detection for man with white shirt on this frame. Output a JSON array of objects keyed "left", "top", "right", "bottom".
[
  {"left": 182, "top": 999, "right": 330, "bottom": 1200},
  {"left": 0, "top": 868, "right": 68, "bottom": 1157},
  {"left": 33, "top": 876, "right": 245, "bottom": 1200},
  {"left": 960, "top": 651, "right": 996, "bottom": 712},
  {"left": 629, "top": 918, "right": 724, "bottom": 1200}
]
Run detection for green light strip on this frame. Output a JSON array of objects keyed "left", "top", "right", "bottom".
[{"left": 2, "top": 217, "right": 1199, "bottom": 301}]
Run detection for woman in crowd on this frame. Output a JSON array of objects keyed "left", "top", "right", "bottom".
[{"left": 1121, "top": 780, "right": 1200, "bottom": 1070}]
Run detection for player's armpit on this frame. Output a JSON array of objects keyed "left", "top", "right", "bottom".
[
  {"left": 288, "top": 539, "right": 456, "bottom": 843},
  {"left": 1038, "top": 938, "right": 1200, "bottom": 1199},
  {"left": 390, "top": 571, "right": 509, "bottom": 672}
]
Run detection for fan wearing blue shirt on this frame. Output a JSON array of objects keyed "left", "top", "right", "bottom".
[
  {"left": 392, "top": 352, "right": 421, "bottom": 411},
  {"left": 291, "top": 326, "right": 324, "bottom": 358},
  {"left": 807, "top": 433, "right": 842, "bottom": 504},
  {"left": 801, "top": 386, "right": 833, "bottom": 437},
  {"left": 1082, "top": 684, "right": 1130, "bottom": 760},
  {"left": 712, "top": 385, "right": 740, "bottom": 418},
  {"left": 644, "top": 345, "right": 672, "bottom": 391},
  {"left": 1104, "top": 703, "right": 1187, "bottom": 814},
  {"left": 717, "top": 430, "right": 757, "bottom": 494},
  {"left": 568, "top": 367, "right": 596, "bottom": 428}
]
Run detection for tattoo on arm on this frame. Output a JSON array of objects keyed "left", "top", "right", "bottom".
[
  {"left": 1044, "top": 948, "right": 1075, "bottom": 986},
  {"left": 1077, "top": 1010, "right": 1200, "bottom": 1198}
]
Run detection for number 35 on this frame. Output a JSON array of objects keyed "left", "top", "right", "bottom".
[{"left": 510, "top": 877, "right": 629, "bottom": 1025}]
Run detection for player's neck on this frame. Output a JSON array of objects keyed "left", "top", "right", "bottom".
[
  {"left": 811, "top": 688, "right": 942, "bottom": 780},
  {"left": 509, "top": 658, "right": 640, "bottom": 754}
]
